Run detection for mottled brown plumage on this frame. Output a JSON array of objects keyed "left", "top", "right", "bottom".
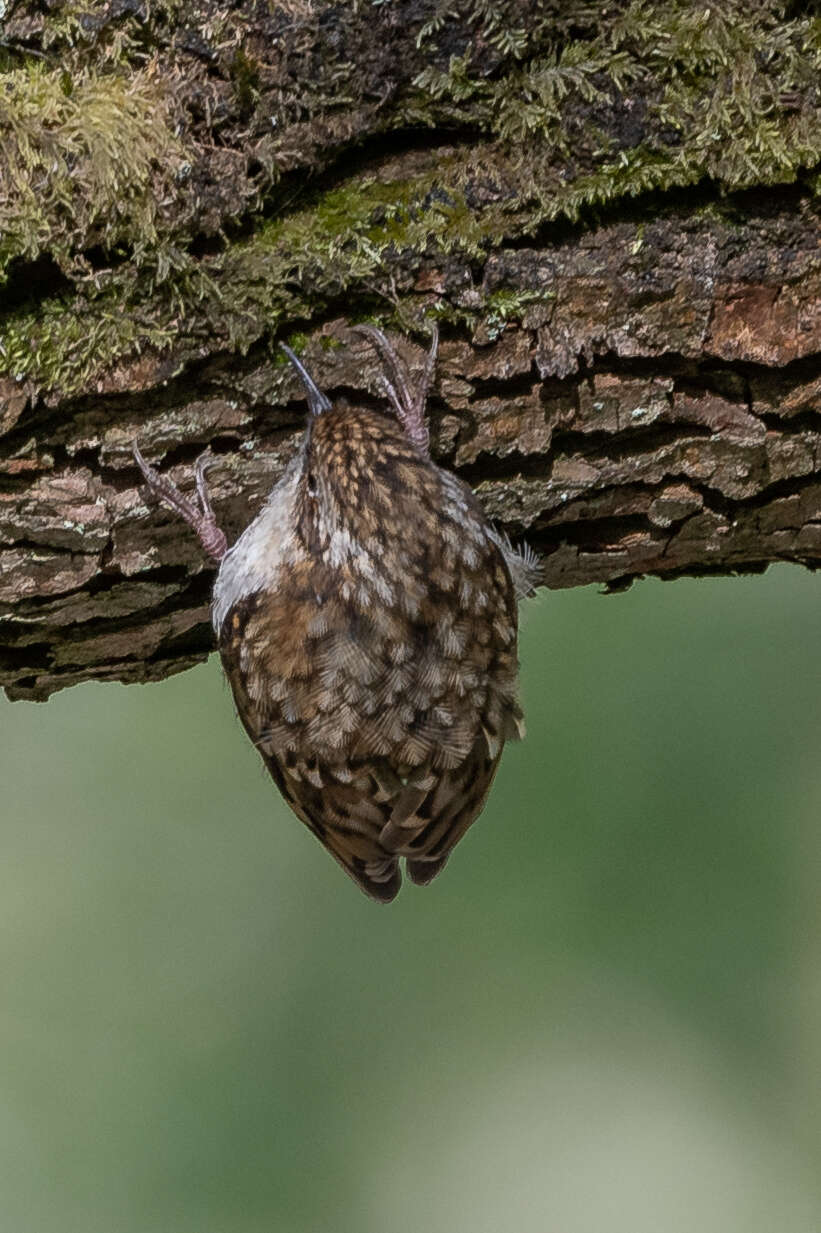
[{"left": 134, "top": 329, "right": 535, "bottom": 901}]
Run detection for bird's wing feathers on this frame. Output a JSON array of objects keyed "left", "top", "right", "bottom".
[
  {"left": 220, "top": 594, "right": 401, "bottom": 901},
  {"left": 218, "top": 512, "right": 522, "bottom": 902},
  {"left": 261, "top": 731, "right": 504, "bottom": 902}
]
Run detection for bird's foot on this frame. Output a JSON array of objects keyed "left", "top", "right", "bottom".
[
  {"left": 132, "top": 443, "right": 228, "bottom": 561},
  {"left": 354, "top": 324, "right": 438, "bottom": 456}
]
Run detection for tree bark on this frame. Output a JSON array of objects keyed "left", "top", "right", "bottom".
[{"left": 1, "top": 0, "right": 820, "bottom": 699}]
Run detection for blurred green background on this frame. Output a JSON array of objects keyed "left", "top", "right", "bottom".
[{"left": 1, "top": 566, "right": 820, "bottom": 1232}]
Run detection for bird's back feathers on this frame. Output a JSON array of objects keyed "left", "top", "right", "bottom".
[{"left": 216, "top": 406, "right": 524, "bottom": 901}]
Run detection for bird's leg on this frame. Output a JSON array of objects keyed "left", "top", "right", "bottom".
[
  {"left": 354, "top": 324, "right": 438, "bottom": 456},
  {"left": 133, "top": 443, "right": 228, "bottom": 561}
]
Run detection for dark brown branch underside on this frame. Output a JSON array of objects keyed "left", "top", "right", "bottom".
[{"left": 2, "top": 197, "right": 821, "bottom": 700}]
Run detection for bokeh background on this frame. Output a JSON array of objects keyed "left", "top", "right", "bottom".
[{"left": 1, "top": 566, "right": 820, "bottom": 1232}]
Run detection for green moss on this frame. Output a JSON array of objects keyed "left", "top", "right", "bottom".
[
  {"left": 0, "top": 170, "right": 480, "bottom": 392},
  {"left": 0, "top": 62, "right": 187, "bottom": 282},
  {"left": 7, "top": 0, "right": 821, "bottom": 398},
  {"left": 409, "top": 1, "right": 821, "bottom": 202},
  {"left": 482, "top": 288, "right": 553, "bottom": 341},
  {"left": 0, "top": 143, "right": 548, "bottom": 394},
  {"left": 204, "top": 173, "right": 500, "bottom": 353},
  {"left": 281, "top": 331, "right": 309, "bottom": 356},
  {"left": 0, "top": 289, "right": 176, "bottom": 392}
]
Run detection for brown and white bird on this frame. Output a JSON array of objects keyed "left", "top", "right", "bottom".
[{"left": 134, "top": 328, "right": 537, "bottom": 901}]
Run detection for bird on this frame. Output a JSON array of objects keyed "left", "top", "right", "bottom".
[{"left": 133, "top": 326, "right": 538, "bottom": 901}]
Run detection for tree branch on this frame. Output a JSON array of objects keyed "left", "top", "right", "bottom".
[{"left": 2, "top": 1, "right": 820, "bottom": 698}]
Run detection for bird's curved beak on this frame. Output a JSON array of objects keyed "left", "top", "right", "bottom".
[{"left": 280, "top": 345, "right": 332, "bottom": 416}]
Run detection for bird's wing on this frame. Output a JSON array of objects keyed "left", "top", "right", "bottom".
[
  {"left": 218, "top": 594, "right": 401, "bottom": 901},
  {"left": 216, "top": 514, "right": 523, "bottom": 902}
]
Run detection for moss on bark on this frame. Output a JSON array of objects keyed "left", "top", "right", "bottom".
[{"left": 2, "top": 1, "right": 821, "bottom": 396}]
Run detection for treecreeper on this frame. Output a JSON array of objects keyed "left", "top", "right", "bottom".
[{"left": 134, "top": 327, "right": 539, "bottom": 901}]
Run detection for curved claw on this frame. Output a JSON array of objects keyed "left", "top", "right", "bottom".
[
  {"left": 132, "top": 442, "right": 227, "bottom": 561},
  {"left": 353, "top": 324, "right": 437, "bottom": 455}
]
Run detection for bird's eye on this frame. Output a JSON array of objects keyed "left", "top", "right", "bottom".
[{"left": 307, "top": 472, "right": 317, "bottom": 496}]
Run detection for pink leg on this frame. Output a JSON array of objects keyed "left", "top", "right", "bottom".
[
  {"left": 354, "top": 325, "right": 438, "bottom": 455},
  {"left": 133, "top": 443, "right": 228, "bottom": 561}
]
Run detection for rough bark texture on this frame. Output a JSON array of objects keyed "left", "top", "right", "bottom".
[{"left": 1, "top": 1, "right": 821, "bottom": 700}]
